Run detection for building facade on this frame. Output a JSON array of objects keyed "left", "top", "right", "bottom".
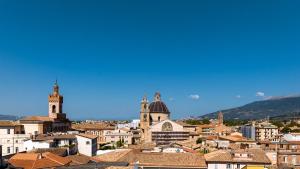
[
  {"left": 140, "top": 92, "right": 171, "bottom": 142},
  {"left": 0, "top": 121, "right": 30, "bottom": 156},
  {"left": 104, "top": 128, "right": 133, "bottom": 145},
  {"left": 139, "top": 92, "right": 191, "bottom": 145},
  {"left": 255, "top": 122, "right": 279, "bottom": 141},
  {"left": 241, "top": 123, "right": 256, "bottom": 140},
  {"left": 150, "top": 119, "right": 189, "bottom": 145},
  {"left": 76, "top": 134, "right": 97, "bottom": 157}
]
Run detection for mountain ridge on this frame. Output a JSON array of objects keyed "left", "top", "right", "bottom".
[{"left": 201, "top": 96, "right": 300, "bottom": 120}]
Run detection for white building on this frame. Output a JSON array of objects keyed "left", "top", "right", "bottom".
[
  {"left": 283, "top": 133, "right": 300, "bottom": 141},
  {"left": 117, "top": 119, "right": 140, "bottom": 129},
  {"left": 76, "top": 134, "right": 97, "bottom": 157},
  {"left": 23, "top": 134, "right": 77, "bottom": 155},
  {"left": 24, "top": 139, "right": 51, "bottom": 151},
  {"left": 0, "top": 121, "right": 30, "bottom": 156},
  {"left": 104, "top": 128, "right": 133, "bottom": 145},
  {"left": 255, "top": 122, "right": 279, "bottom": 141}
]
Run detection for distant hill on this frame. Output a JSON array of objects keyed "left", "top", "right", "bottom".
[
  {"left": 0, "top": 114, "right": 18, "bottom": 120},
  {"left": 201, "top": 96, "right": 300, "bottom": 120}
]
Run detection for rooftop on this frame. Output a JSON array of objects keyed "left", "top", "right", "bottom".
[
  {"left": 94, "top": 149, "right": 206, "bottom": 168},
  {"left": 77, "top": 133, "right": 98, "bottom": 139},
  {"left": 66, "top": 154, "right": 91, "bottom": 165},
  {"left": 72, "top": 123, "right": 115, "bottom": 131},
  {"left": 204, "top": 149, "right": 271, "bottom": 164},
  {"left": 33, "top": 134, "right": 76, "bottom": 141},
  {"left": 20, "top": 116, "right": 53, "bottom": 122},
  {"left": 8, "top": 152, "right": 71, "bottom": 169},
  {"left": 0, "top": 120, "right": 20, "bottom": 127}
]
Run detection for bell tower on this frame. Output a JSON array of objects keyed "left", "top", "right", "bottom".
[
  {"left": 218, "top": 111, "right": 223, "bottom": 125},
  {"left": 48, "top": 80, "right": 64, "bottom": 119},
  {"left": 140, "top": 95, "right": 150, "bottom": 142}
]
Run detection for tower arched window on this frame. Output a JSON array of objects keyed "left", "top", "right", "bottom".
[{"left": 52, "top": 105, "right": 56, "bottom": 113}]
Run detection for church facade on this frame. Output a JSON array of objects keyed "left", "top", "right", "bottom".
[{"left": 140, "top": 92, "right": 189, "bottom": 145}]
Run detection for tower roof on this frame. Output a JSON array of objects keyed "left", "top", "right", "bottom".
[{"left": 149, "top": 92, "right": 170, "bottom": 114}]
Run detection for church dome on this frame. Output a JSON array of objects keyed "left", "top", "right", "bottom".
[
  {"left": 149, "top": 101, "right": 170, "bottom": 114},
  {"left": 149, "top": 92, "right": 170, "bottom": 114}
]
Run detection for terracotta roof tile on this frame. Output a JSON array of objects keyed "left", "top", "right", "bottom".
[
  {"left": 130, "top": 152, "right": 206, "bottom": 168},
  {"left": 66, "top": 154, "right": 91, "bottom": 165},
  {"left": 77, "top": 133, "right": 98, "bottom": 139},
  {"left": 95, "top": 150, "right": 206, "bottom": 168},
  {"left": 0, "top": 120, "right": 19, "bottom": 127},
  {"left": 20, "top": 116, "right": 53, "bottom": 122},
  {"left": 92, "top": 149, "right": 132, "bottom": 162},
  {"left": 205, "top": 149, "right": 271, "bottom": 164},
  {"left": 8, "top": 152, "right": 71, "bottom": 169},
  {"left": 71, "top": 123, "right": 115, "bottom": 131},
  {"left": 29, "top": 148, "right": 68, "bottom": 156}
]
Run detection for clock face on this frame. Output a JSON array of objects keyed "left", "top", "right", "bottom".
[{"left": 162, "top": 122, "right": 173, "bottom": 132}]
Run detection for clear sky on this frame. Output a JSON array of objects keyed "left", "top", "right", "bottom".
[{"left": 0, "top": 0, "right": 300, "bottom": 120}]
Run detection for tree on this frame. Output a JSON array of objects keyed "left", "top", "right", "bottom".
[
  {"left": 224, "top": 119, "right": 248, "bottom": 126},
  {"left": 271, "top": 120, "right": 284, "bottom": 128},
  {"left": 292, "top": 129, "right": 300, "bottom": 133},
  {"left": 288, "top": 121, "right": 298, "bottom": 127},
  {"left": 116, "top": 138, "right": 124, "bottom": 148},
  {"left": 281, "top": 127, "right": 292, "bottom": 133},
  {"left": 196, "top": 138, "right": 203, "bottom": 144},
  {"left": 202, "top": 118, "right": 210, "bottom": 124},
  {"left": 185, "top": 119, "right": 202, "bottom": 125}
]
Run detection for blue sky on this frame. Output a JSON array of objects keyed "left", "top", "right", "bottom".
[{"left": 0, "top": 0, "right": 300, "bottom": 120}]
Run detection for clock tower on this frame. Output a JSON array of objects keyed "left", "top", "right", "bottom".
[{"left": 48, "top": 81, "right": 65, "bottom": 120}]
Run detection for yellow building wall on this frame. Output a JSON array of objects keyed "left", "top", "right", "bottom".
[{"left": 242, "top": 165, "right": 265, "bottom": 169}]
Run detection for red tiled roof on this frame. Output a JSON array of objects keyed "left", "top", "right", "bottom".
[
  {"left": 77, "top": 133, "right": 98, "bottom": 139},
  {"left": 8, "top": 152, "right": 71, "bottom": 169},
  {"left": 20, "top": 116, "right": 53, "bottom": 122}
]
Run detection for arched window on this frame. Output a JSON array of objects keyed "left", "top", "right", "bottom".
[
  {"left": 158, "top": 116, "right": 161, "bottom": 121},
  {"left": 52, "top": 105, "right": 56, "bottom": 113}
]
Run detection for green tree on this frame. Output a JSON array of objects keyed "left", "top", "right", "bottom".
[
  {"left": 288, "top": 121, "right": 298, "bottom": 127},
  {"left": 271, "top": 120, "right": 284, "bottom": 128},
  {"left": 116, "top": 138, "right": 124, "bottom": 148},
  {"left": 185, "top": 119, "right": 202, "bottom": 125},
  {"left": 281, "top": 127, "right": 292, "bottom": 133},
  {"left": 292, "top": 129, "right": 300, "bottom": 133},
  {"left": 202, "top": 118, "right": 210, "bottom": 124},
  {"left": 196, "top": 138, "right": 203, "bottom": 144}
]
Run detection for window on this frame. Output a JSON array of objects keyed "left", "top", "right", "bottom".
[
  {"left": 158, "top": 116, "right": 161, "bottom": 121},
  {"left": 7, "top": 139, "right": 10, "bottom": 143},
  {"left": 284, "top": 156, "right": 288, "bottom": 163},
  {"left": 15, "top": 147, "right": 19, "bottom": 153},
  {"left": 226, "top": 164, "right": 231, "bottom": 169},
  {"left": 7, "top": 129, "right": 10, "bottom": 134},
  {"left": 292, "top": 155, "right": 296, "bottom": 165},
  {"left": 280, "top": 144, "right": 283, "bottom": 148},
  {"left": 7, "top": 147, "right": 10, "bottom": 154},
  {"left": 52, "top": 105, "right": 56, "bottom": 113},
  {"left": 237, "top": 164, "right": 240, "bottom": 169},
  {"left": 15, "top": 140, "right": 18, "bottom": 143},
  {"left": 214, "top": 164, "right": 218, "bottom": 169},
  {"left": 86, "top": 141, "right": 90, "bottom": 145}
]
